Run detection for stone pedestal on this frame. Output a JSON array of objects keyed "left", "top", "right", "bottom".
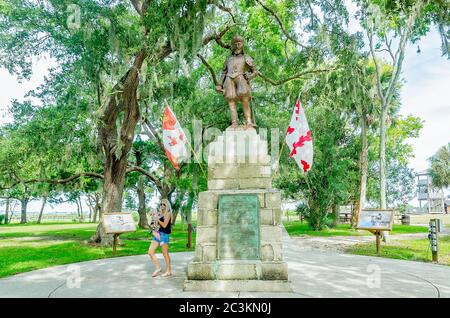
[{"left": 184, "top": 128, "right": 291, "bottom": 292}]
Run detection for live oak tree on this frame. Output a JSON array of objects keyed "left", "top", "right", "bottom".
[
  {"left": 358, "top": 0, "right": 449, "bottom": 211},
  {"left": 1, "top": 0, "right": 229, "bottom": 244},
  {"left": 0, "top": 0, "right": 440, "bottom": 237}
]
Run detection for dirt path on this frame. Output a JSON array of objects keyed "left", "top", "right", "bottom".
[{"left": 292, "top": 233, "right": 431, "bottom": 253}]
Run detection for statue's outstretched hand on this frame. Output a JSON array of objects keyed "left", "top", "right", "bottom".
[{"left": 215, "top": 85, "right": 224, "bottom": 93}]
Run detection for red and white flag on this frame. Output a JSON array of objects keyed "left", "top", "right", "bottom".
[
  {"left": 285, "top": 99, "right": 313, "bottom": 172},
  {"left": 162, "top": 104, "right": 188, "bottom": 171}
]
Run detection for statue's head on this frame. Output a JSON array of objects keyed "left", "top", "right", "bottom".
[{"left": 232, "top": 35, "right": 244, "bottom": 55}]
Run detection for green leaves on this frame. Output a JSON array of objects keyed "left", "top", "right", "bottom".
[
  {"left": 0, "top": 0, "right": 437, "bottom": 224},
  {"left": 429, "top": 143, "right": 450, "bottom": 189}
]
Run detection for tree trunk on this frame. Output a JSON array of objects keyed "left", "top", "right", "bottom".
[
  {"left": 185, "top": 191, "right": 195, "bottom": 248},
  {"left": 37, "top": 196, "right": 47, "bottom": 224},
  {"left": 137, "top": 177, "right": 149, "bottom": 228},
  {"left": 380, "top": 107, "right": 389, "bottom": 241},
  {"left": 90, "top": 49, "right": 146, "bottom": 245},
  {"left": 379, "top": 107, "right": 388, "bottom": 210},
  {"left": 91, "top": 158, "right": 128, "bottom": 245},
  {"left": 135, "top": 148, "right": 149, "bottom": 229},
  {"left": 75, "top": 198, "right": 81, "bottom": 219},
  {"left": 78, "top": 196, "right": 84, "bottom": 222},
  {"left": 331, "top": 204, "right": 339, "bottom": 228},
  {"left": 351, "top": 201, "right": 359, "bottom": 227},
  {"left": 87, "top": 201, "right": 92, "bottom": 222},
  {"left": 352, "top": 111, "right": 369, "bottom": 228},
  {"left": 181, "top": 211, "right": 185, "bottom": 232},
  {"left": 4, "top": 198, "right": 10, "bottom": 224},
  {"left": 93, "top": 194, "right": 101, "bottom": 223},
  {"left": 86, "top": 194, "right": 93, "bottom": 220},
  {"left": 171, "top": 191, "right": 185, "bottom": 225},
  {"left": 93, "top": 205, "right": 98, "bottom": 223},
  {"left": 20, "top": 198, "right": 28, "bottom": 224}
]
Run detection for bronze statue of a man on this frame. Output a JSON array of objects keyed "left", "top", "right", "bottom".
[{"left": 216, "top": 35, "right": 259, "bottom": 128}]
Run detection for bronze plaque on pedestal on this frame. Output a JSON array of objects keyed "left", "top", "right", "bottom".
[{"left": 217, "top": 194, "right": 260, "bottom": 260}]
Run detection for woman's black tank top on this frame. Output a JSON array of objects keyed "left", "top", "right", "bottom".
[{"left": 159, "top": 214, "right": 171, "bottom": 234}]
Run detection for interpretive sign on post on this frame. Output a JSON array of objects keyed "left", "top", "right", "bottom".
[
  {"left": 357, "top": 209, "right": 394, "bottom": 231},
  {"left": 102, "top": 212, "right": 136, "bottom": 255},
  {"left": 357, "top": 209, "right": 394, "bottom": 256}
]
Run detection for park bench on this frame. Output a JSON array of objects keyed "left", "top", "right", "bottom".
[{"left": 339, "top": 212, "right": 352, "bottom": 223}]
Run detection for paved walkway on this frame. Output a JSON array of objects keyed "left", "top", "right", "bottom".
[{"left": 1, "top": 230, "right": 449, "bottom": 298}]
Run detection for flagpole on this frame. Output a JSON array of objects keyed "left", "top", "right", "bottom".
[
  {"left": 277, "top": 139, "right": 286, "bottom": 166},
  {"left": 277, "top": 90, "right": 302, "bottom": 166},
  {"left": 185, "top": 138, "right": 208, "bottom": 181},
  {"left": 164, "top": 98, "right": 208, "bottom": 180}
]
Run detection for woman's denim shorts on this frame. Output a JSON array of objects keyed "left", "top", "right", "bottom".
[{"left": 153, "top": 231, "right": 170, "bottom": 245}]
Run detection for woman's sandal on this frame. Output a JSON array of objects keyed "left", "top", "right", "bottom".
[
  {"left": 152, "top": 268, "right": 162, "bottom": 277},
  {"left": 161, "top": 271, "right": 172, "bottom": 277}
]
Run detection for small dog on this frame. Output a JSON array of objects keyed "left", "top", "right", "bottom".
[{"left": 150, "top": 209, "right": 162, "bottom": 240}]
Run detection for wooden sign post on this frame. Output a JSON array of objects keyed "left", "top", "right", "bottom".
[
  {"left": 357, "top": 209, "right": 394, "bottom": 256},
  {"left": 102, "top": 212, "right": 137, "bottom": 255}
]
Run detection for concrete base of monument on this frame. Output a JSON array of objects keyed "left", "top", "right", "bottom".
[
  {"left": 185, "top": 259, "right": 291, "bottom": 292},
  {"left": 183, "top": 280, "right": 292, "bottom": 292},
  {"left": 187, "top": 260, "right": 288, "bottom": 278}
]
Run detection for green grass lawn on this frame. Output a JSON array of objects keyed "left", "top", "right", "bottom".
[
  {"left": 0, "top": 222, "right": 195, "bottom": 278},
  {"left": 346, "top": 236, "right": 450, "bottom": 266},
  {"left": 283, "top": 221, "right": 428, "bottom": 237}
]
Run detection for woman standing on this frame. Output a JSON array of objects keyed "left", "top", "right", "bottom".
[{"left": 148, "top": 198, "right": 172, "bottom": 277}]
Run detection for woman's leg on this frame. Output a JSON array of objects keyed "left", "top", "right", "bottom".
[
  {"left": 161, "top": 243, "right": 171, "bottom": 275},
  {"left": 148, "top": 240, "right": 162, "bottom": 276}
]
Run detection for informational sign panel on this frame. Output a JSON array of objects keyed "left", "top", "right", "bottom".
[
  {"left": 102, "top": 213, "right": 136, "bottom": 234},
  {"left": 217, "top": 194, "right": 260, "bottom": 260},
  {"left": 357, "top": 209, "right": 394, "bottom": 231}
]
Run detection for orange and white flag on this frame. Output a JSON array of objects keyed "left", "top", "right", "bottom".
[
  {"left": 285, "top": 99, "right": 313, "bottom": 172},
  {"left": 162, "top": 104, "right": 188, "bottom": 170}
]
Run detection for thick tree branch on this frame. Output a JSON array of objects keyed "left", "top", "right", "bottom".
[
  {"left": 368, "top": 0, "right": 425, "bottom": 108},
  {"left": 157, "top": 41, "right": 173, "bottom": 60},
  {"left": 258, "top": 67, "right": 337, "bottom": 85},
  {"left": 126, "top": 165, "right": 163, "bottom": 189},
  {"left": 202, "top": 24, "right": 236, "bottom": 49},
  {"left": 367, "top": 26, "right": 385, "bottom": 103},
  {"left": 130, "top": 0, "right": 143, "bottom": 15},
  {"left": 197, "top": 53, "right": 218, "bottom": 86},
  {"left": 208, "top": 0, "right": 236, "bottom": 23},
  {"left": 142, "top": 117, "right": 165, "bottom": 151},
  {"left": 255, "top": 0, "right": 305, "bottom": 48},
  {"left": 118, "top": 49, "right": 147, "bottom": 160},
  {"left": 383, "top": 33, "right": 395, "bottom": 62},
  {"left": 1, "top": 172, "right": 104, "bottom": 190},
  {"left": 149, "top": 7, "right": 235, "bottom": 61},
  {"left": 306, "top": 0, "right": 321, "bottom": 28},
  {"left": 130, "top": 0, "right": 151, "bottom": 16},
  {"left": 385, "top": 2, "right": 424, "bottom": 108}
]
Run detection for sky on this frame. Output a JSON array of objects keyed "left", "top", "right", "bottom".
[
  {"left": 400, "top": 32, "right": 450, "bottom": 173},
  {"left": 399, "top": 30, "right": 450, "bottom": 205},
  {"left": 0, "top": 9, "right": 449, "bottom": 214}
]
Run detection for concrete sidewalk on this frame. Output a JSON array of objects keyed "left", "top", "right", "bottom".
[{"left": 1, "top": 231, "right": 449, "bottom": 298}]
